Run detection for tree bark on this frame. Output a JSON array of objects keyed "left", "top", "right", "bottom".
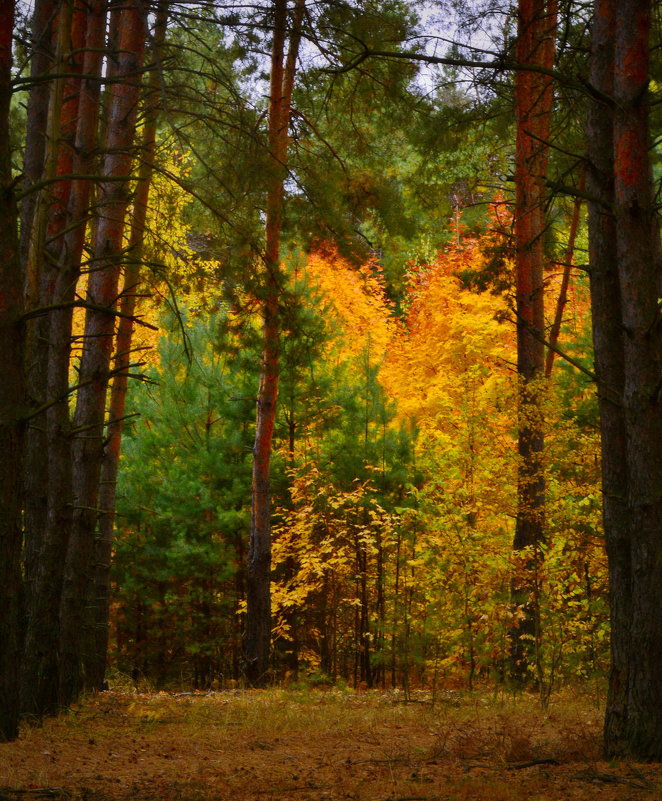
[
  {"left": 585, "top": 0, "right": 631, "bottom": 755},
  {"left": 587, "top": 0, "right": 662, "bottom": 760},
  {"left": 21, "top": 0, "right": 74, "bottom": 651},
  {"left": 0, "top": 0, "right": 26, "bottom": 742},
  {"left": 44, "top": 0, "right": 108, "bottom": 698},
  {"left": 19, "top": 0, "right": 55, "bottom": 277},
  {"left": 510, "top": 0, "right": 555, "bottom": 685},
  {"left": 19, "top": 0, "right": 55, "bottom": 634},
  {"left": 611, "top": 0, "right": 662, "bottom": 759},
  {"left": 59, "top": 1, "right": 146, "bottom": 707},
  {"left": 85, "top": 3, "right": 169, "bottom": 692},
  {"left": 20, "top": 0, "right": 89, "bottom": 718},
  {"left": 245, "top": 0, "right": 304, "bottom": 686}
]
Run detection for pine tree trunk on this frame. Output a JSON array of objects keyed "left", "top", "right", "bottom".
[
  {"left": 45, "top": 0, "right": 108, "bottom": 696},
  {"left": 0, "top": 0, "right": 26, "bottom": 742},
  {"left": 611, "top": 0, "right": 662, "bottom": 759},
  {"left": 19, "top": 0, "right": 56, "bottom": 598},
  {"left": 19, "top": 0, "right": 54, "bottom": 277},
  {"left": 21, "top": 0, "right": 71, "bottom": 657},
  {"left": 585, "top": 0, "right": 631, "bottom": 756},
  {"left": 19, "top": 0, "right": 55, "bottom": 629},
  {"left": 587, "top": 0, "right": 662, "bottom": 760},
  {"left": 245, "top": 0, "right": 304, "bottom": 686},
  {"left": 510, "top": 0, "right": 555, "bottom": 685},
  {"left": 59, "top": 2, "right": 146, "bottom": 707},
  {"left": 85, "top": 4, "right": 168, "bottom": 691},
  {"left": 20, "top": 1, "right": 89, "bottom": 717}
]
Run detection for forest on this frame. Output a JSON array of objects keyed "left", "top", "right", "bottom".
[{"left": 0, "top": 0, "right": 661, "bottom": 784}]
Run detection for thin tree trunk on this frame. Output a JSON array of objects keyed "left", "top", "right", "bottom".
[
  {"left": 545, "top": 184, "right": 582, "bottom": 378},
  {"left": 0, "top": 0, "right": 26, "bottom": 742},
  {"left": 376, "top": 529, "right": 385, "bottom": 688},
  {"left": 245, "top": 0, "right": 304, "bottom": 686},
  {"left": 85, "top": 3, "right": 169, "bottom": 691},
  {"left": 509, "top": 0, "right": 554, "bottom": 685},
  {"left": 59, "top": 1, "right": 146, "bottom": 707},
  {"left": 391, "top": 528, "right": 401, "bottom": 688}
]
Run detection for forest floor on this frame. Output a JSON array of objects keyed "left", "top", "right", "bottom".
[{"left": 0, "top": 685, "right": 660, "bottom": 801}]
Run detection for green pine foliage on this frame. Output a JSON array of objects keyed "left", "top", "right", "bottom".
[
  {"left": 106, "top": 0, "right": 610, "bottom": 697},
  {"left": 113, "top": 311, "right": 255, "bottom": 687}
]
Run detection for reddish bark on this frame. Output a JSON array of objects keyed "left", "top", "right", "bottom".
[
  {"left": 610, "top": 0, "right": 662, "bottom": 759},
  {"left": 586, "top": 0, "right": 630, "bottom": 754},
  {"left": 25, "top": 0, "right": 85, "bottom": 296},
  {"left": 0, "top": 0, "right": 26, "bottom": 742},
  {"left": 20, "top": 0, "right": 91, "bottom": 718},
  {"left": 46, "top": 3, "right": 87, "bottom": 246},
  {"left": 245, "top": 0, "right": 305, "bottom": 686},
  {"left": 245, "top": 0, "right": 287, "bottom": 687},
  {"left": 510, "top": 0, "right": 555, "bottom": 684},
  {"left": 43, "top": 0, "right": 108, "bottom": 702},
  {"left": 587, "top": 0, "right": 662, "bottom": 760},
  {"left": 86, "top": 3, "right": 169, "bottom": 691},
  {"left": 59, "top": 1, "right": 147, "bottom": 707},
  {"left": 21, "top": 0, "right": 78, "bottom": 644}
]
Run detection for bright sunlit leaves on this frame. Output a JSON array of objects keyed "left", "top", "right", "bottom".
[{"left": 114, "top": 214, "right": 607, "bottom": 692}]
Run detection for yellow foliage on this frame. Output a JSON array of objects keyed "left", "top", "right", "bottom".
[
  {"left": 382, "top": 248, "right": 514, "bottom": 428},
  {"left": 304, "top": 249, "right": 394, "bottom": 366}
]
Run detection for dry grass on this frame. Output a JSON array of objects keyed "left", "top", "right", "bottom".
[{"left": 0, "top": 687, "right": 659, "bottom": 801}]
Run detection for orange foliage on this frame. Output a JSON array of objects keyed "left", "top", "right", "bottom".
[
  {"left": 382, "top": 226, "right": 515, "bottom": 432},
  {"left": 304, "top": 248, "right": 394, "bottom": 365}
]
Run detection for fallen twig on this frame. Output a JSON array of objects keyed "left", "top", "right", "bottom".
[
  {"left": 509, "top": 758, "right": 560, "bottom": 769},
  {"left": 627, "top": 762, "right": 655, "bottom": 788}
]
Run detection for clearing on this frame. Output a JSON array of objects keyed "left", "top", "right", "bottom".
[{"left": 0, "top": 687, "right": 659, "bottom": 800}]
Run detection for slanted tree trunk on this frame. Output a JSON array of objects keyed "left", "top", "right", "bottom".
[
  {"left": 510, "top": 0, "right": 555, "bottom": 685},
  {"left": 59, "top": 1, "right": 146, "bottom": 707},
  {"left": 0, "top": 0, "right": 26, "bottom": 742},
  {"left": 245, "top": 0, "right": 304, "bottom": 686},
  {"left": 85, "top": 3, "right": 169, "bottom": 692},
  {"left": 545, "top": 186, "right": 582, "bottom": 378}
]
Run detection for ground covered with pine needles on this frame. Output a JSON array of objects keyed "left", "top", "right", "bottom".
[{"left": 0, "top": 686, "right": 659, "bottom": 801}]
